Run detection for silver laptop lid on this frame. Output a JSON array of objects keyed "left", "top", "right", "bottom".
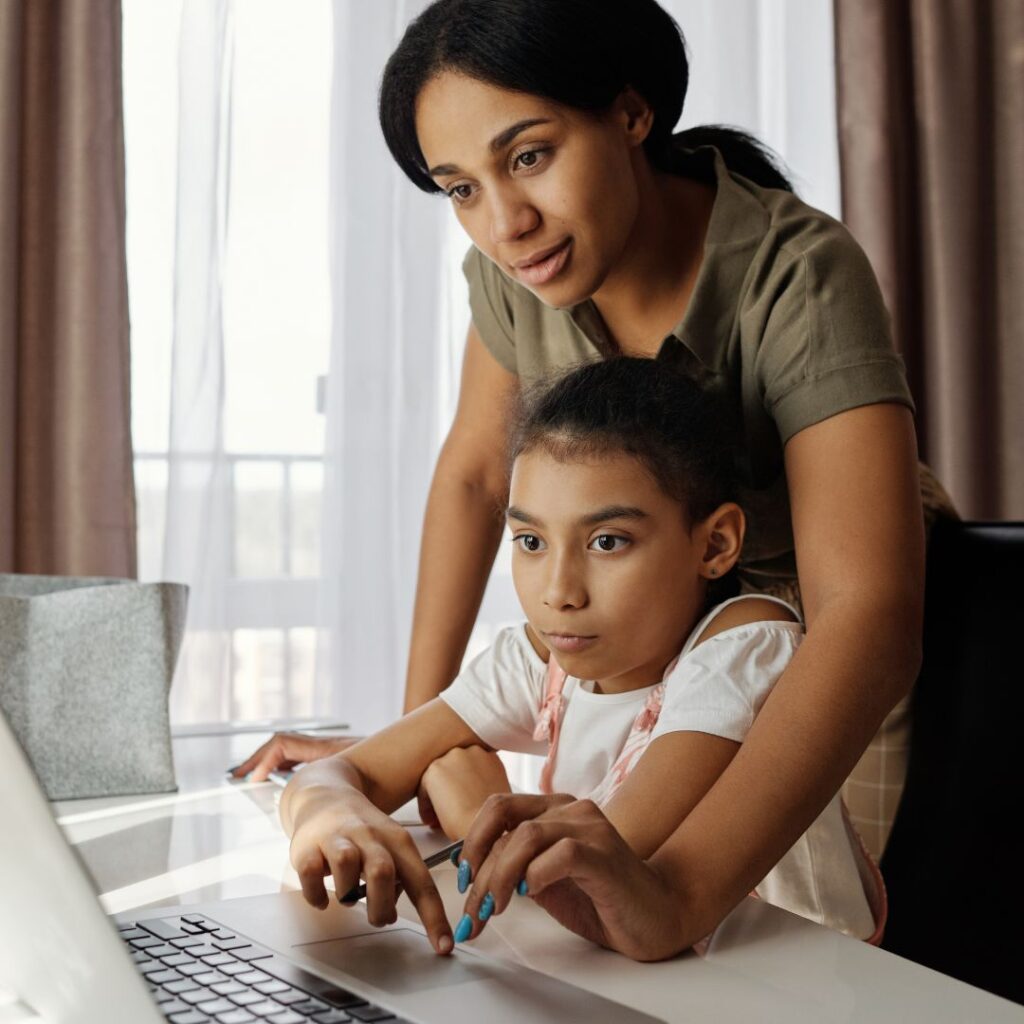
[{"left": 0, "top": 709, "right": 162, "bottom": 1024}]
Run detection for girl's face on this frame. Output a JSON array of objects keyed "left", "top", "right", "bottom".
[
  {"left": 415, "top": 71, "right": 647, "bottom": 309},
  {"left": 507, "top": 448, "right": 741, "bottom": 692}
]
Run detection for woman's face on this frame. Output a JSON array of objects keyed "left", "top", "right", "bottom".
[
  {"left": 507, "top": 448, "right": 714, "bottom": 692},
  {"left": 415, "top": 71, "right": 646, "bottom": 309}
]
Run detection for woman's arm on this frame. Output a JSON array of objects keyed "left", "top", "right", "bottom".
[
  {"left": 403, "top": 324, "right": 519, "bottom": 712},
  {"left": 644, "top": 402, "right": 924, "bottom": 937}
]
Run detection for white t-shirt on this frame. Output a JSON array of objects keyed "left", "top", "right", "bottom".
[{"left": 441, "top": 596, "right": 877, "bottom": 940}]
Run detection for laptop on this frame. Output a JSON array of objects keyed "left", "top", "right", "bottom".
[{"left": 0, "top": 710, "right": 663, "bottom": 1024}]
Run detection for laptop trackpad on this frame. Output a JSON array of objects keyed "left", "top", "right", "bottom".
[{"left": 296, "top": 928, "right": 503, "bottom": 994}]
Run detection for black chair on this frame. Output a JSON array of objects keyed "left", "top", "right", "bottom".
[{"left": 880, "top": 519, "right": 1024, "bottom": 1005}]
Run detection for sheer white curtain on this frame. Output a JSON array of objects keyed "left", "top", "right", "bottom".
[
  {"left": 315, "top": 1, "right": 448, "bottom": 733},
  {"left": 162, "top": 0, "right": 234, "bottom": 724}
]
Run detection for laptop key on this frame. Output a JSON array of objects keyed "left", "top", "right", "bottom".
[
  {"left": 180, "top": 961, "right": 214, "bottom": 977},
  {"left": 158, "top": 999, "right": 192, "bottom": 1016},
  {"left": 311, "top": 1013, "right": 353, "bottom": 1024},
  {"left": 132, "top": 936, "right": 165, "bottom": 950},
  {"left": 220, "top": 962, "right": 254, "bottom": 976},
  {"left": 266, "top": 1013, "right": 308, "bottom": 1024},
  {"left": 347, "top": 1009, "right": 396, "bottom": 1022},
  {"left": 203, "top": 952, "right": 238, "bottom": 967},
  {"left": 182, "top": 915, "right": 212, "bottom": 927},
  {"left": 181, "top": 922, "right": 206, "bottom": 934},
  {"left": 290, "top": 999, "right": 329, "bottom": 1015},
  {"left": 215, "top": 1012, "right": 258, "bottom": 1024},
  {"left": 165, "top": 979, "right": 200, "bottom": 994},
  {"left": 253, "top": 981, "right": 289, "bottom": 995},
  {"left": 165, "top": 953, "right": 201, "bottom": 968},
  {"left": 235, "top": 970, "right": 271, "bottom": 985},
  {"left": 211, "top": 929, "right": 237, "bottom": 941},
  {"left": 211, "top": 981, "right": 246, "bottom": 996},
  {"left": 185, "top": 944, "right": 221, "bottom": 958},
  {"left": 143, "top": 919, "right": 191, "bottom": 942},
  {"left": 271, "top": 991, "right": 309, "bottom": 1007},
  {"left": 245, "top": 1001, "right": 285, "bottom": 1017},
  {"left": 233, "top": 946, "right": 274, "bottom": 963},
  {"left": 120, "top": 927, "right": 150, "bottom": 941},
  {"left": 213, "top": 937, "right": 251, "bottom": 951},
  {"left": 228, "top": 992, "right": 265, "bottom": 1007},
  {"left": 147, "top": 944, "right": 180, "bottom": 958},
  {"left": 149, "top": 969, "right": 185, "bottom": 985},
  {"left": 172, "top": 936, "right": 208, "bottom": 948},
  {"left": 196, "top": 999, "right": 237, "bottom": 1015},
  {"left": 139, "top": 959, "right": 168, "bottom": 975},
  {"left": 167, "top": 1012, "right": 213, "bottom": 1024},
  {"left": 195, "top": 971, "right": 230, "bottom": 986},
  {"left": 180, "top": 987, "right": 216, "bottom": 1005}
]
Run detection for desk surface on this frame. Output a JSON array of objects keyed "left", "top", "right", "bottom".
[{"left": 10, "top": 732, "right": 1023, "bottom": 1023}]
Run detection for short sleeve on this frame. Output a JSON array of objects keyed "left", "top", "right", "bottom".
[
  {"left": 650, "top": 623, "right": 803, "bottom": 744},
  {"left": 462, "top": 245, "right": 519, "bottom": 374},
  {"left": 440, "top": 624, "right": 549, "bottom": 755},
  {"left": 756, "top": 227, "right": 915, "bottom": 445}
]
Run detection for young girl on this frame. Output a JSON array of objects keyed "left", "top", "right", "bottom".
[{"left": 280, "top": 357, "right": 883, "bottom": 958}]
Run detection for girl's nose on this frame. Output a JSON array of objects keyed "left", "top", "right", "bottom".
[
  {"left": 488, "top": 186, "right": 539, "bottom": 246},
  {"left": 542, "top": 556, "right": 588, "bottom": 610}
]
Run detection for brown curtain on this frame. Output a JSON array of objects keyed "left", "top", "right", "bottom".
[
  {"left": 0, "top": 0, "right": 136, "bottom": 576},
  {"left": 834, "top": 0, "right": 1024, "bottom": 520}
]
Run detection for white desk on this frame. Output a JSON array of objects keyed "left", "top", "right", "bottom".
[{"left": 11, "top": 732, "right": 1023, "bottom": 1023}]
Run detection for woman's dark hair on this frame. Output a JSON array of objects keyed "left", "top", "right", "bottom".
[
  {"left": 379, "top": 0, "right": 793, "bottom": 195},
  {"left": 511, "top": 357, "right": 736, "bottom": 526}
]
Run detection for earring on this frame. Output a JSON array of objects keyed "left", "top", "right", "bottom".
[{"left": 709, "top": 567, "right": 719, "bottom": 578}]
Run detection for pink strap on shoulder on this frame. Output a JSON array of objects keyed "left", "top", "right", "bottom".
[{"left": 533, "top": 656, "right": 568, "bottom": 794}]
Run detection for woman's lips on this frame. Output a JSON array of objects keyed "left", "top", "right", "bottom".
[
  {"left": 513, "top": 239, "right": 572, "bottom": 287},
  {"left": 543, "top": 632, "right": 597, "bottom": 654}
]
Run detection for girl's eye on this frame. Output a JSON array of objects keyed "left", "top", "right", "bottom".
[
  {"left": 590, "top": 535, "right": 629, "bottom": 553},
  {"left": 513, "top": 534, "right": 545, "bottom": 553},
  {"left": 446, "top": 183, "right": 474, "bottom": 204}
]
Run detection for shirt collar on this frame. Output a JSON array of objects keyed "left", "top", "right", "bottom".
[{"left": 667, "top": 145, "right": 771, "bottom": 370}]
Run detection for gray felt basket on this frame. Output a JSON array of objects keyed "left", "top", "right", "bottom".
[{"left": 0, "top": 575, "right": 188, "bottom": 800}]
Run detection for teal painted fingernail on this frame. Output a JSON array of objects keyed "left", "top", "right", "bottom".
[
  {"left": 449, "top": 847, "right": 461, "bottom": 866},
  {"left": 516, "top": 878, "right": 528, "bottom": 896},
  {"left": 478, "top": 892, "right": 495, "bottom": 922},
  {"left": 454, "top": 914, "right": 473, "bottom": 943},
  {"left": 457, "top": 860, "right": 472, "bottom": 894}
]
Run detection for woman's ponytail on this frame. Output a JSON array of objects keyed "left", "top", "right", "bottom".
[{"left": 672, "top": 125, "right": 794, "bottom": 192}]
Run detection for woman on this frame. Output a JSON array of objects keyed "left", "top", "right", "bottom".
[{"left": 235, "top": 0, "right": 954, "bottom": 956}]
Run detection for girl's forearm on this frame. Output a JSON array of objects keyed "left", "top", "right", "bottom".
[
  {"left": 648, "top": 593, "right": 921, "bottom": 941},
  {"left": 403, "top": 455, "right": 507, "bottom": 712}
]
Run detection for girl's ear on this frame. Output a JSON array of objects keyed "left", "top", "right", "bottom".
[
  {"left": 613, "top": 86, "right": 655, "bottom": 147},
  {"left": 698, "top": 503, "right": 745, "bottom": 580}
]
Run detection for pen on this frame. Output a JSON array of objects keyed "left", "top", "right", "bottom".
[{"left": 339, "top": 839, "right": 464, "bottom": 903}]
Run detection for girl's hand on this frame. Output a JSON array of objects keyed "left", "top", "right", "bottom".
[
  {"left": 287, "top": 786, "right": 454, "bottom": 955},
  {"left": 230, "top": 732, "right": 361, "bottom": 782},
  {"left": 454, "top": 794, "right": 694, "bottom": 961},
  {"left": 419, "top": 746, "right": 513, "bottom": 839}
]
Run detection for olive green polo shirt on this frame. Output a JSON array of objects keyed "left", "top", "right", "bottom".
[{"left": 463, "top": 145, "right": 914, "bottom": 580}]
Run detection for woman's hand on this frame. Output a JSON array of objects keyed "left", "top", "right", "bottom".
[
  {"left": 418, "top": 746, "right": 513, "bottom": 839},
  {"left": 453, "top": 794, "right": 695, "bottom": 961},
  {"left": 229, "top": 732, "right": 361, "bottom": 782},
  {"left": 287, "top": 785, "right": 454, "bottom": 955}
]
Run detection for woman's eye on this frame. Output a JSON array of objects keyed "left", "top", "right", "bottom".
[
  {"left": 590, "top": 535, "right": 628, "bottom": 553},
  {"left": 513, "top": 534, "right": 545, "bottom": 553},
  {"left": 512, "top": 148, "right": 548, "bottom": 172},
  {"left": 446, "top": 183, "right": 474, "bottom": 204}
]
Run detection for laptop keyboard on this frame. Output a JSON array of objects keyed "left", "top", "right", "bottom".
[{"left": 119, "top": 913, "right": 410, "bottom": 1024}]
